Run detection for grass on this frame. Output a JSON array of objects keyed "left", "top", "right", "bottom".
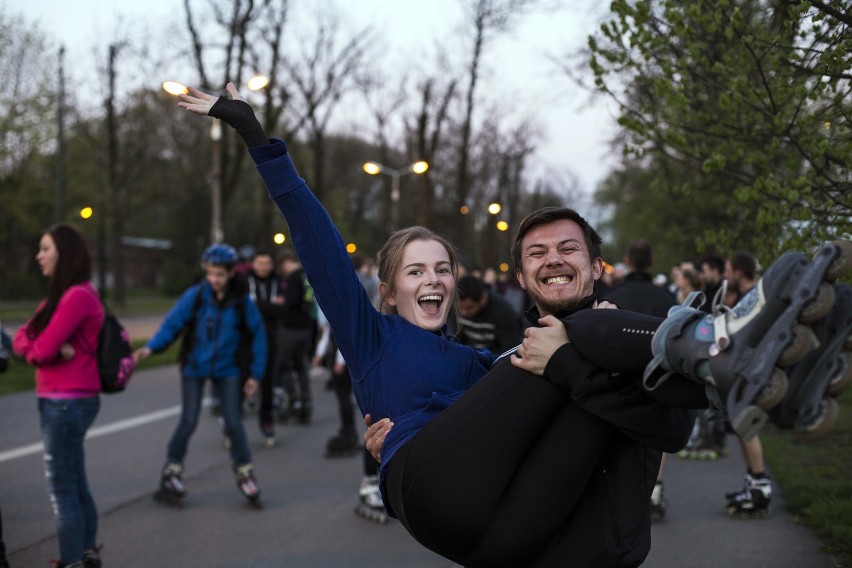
[
  {"left": 0, "top": 289, "right": 178, "bottom": 322},
  {"left": 0, "top": 339, "right": 181, "bottom": 396},
  {"left": 761, "top": 387, "right": 852, "bottom": 567}
]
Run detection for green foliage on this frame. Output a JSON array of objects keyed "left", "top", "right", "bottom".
[{"left": 590, "top": 0, "right": 852, "bottom": 262}]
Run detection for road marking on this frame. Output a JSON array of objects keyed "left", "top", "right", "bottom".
[{"left": 0, "top": 403, "right": 192, "bottom": 464}]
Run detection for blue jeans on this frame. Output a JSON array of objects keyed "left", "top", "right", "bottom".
[
  {"left": 167, "top": 377, "right": 251, "bottom": 468},
  {"left": 39, "top": 396, "right": 100, "bottom": 565}
]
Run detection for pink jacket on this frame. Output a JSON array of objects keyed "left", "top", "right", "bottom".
[{"left": 13, "top": 283, "right": 104, "bottom": 398}]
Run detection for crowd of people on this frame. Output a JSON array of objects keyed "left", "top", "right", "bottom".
[{"left": 2, "top": 80, "right": 848, "bottom": 567}]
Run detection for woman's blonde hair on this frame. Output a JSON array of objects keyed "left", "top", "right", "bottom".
[{"left": 376, "top": 226, "right": 460, "bottom": 318}]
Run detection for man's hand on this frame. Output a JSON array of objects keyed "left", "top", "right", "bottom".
[
  {"left": 363, "top": 414, "right": 393, "bottom": 464},
  {"left": 510, "top": 315, "right": 569, "bottom": 376},
  {"left": 243, "top": 377, "right": 259, "bottom": 399}
]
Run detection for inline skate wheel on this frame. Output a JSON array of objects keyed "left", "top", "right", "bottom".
[
  {"left": 798, "top": 282, "right": 835, "bottom": 324},
  {"left": 826, "top": 353, "right": 851, "bottom": 397},
  {"left": 795, "top": 397, "right": 839, "bottom": 440},
  {"left": 755, "top": 368, "right": 788, "bottom": 411},
  {"left": 778, "top": 325, "right": 818, "bottom": 367},
  {"left": 825, "top": 240, "right": 852, "bottom": 281}
]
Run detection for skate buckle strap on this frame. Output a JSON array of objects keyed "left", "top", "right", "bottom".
[{"left": 709, "top": 282, "right": 733, "bottom": 356}]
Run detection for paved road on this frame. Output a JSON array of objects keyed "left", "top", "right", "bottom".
[{"left": 0, "top": 315, "right": 841, "bottom": 567}]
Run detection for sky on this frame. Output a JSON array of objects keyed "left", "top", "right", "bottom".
[{"left": 9, "top": 0, "right": 618, "bottom": 200}]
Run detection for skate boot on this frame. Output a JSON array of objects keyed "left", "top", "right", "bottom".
[
  {"left": 725, "top": 474, "right": 772, "bottom": 518},
  {"left": 236, "top": 464, "right": 262, "bottom": 507},
  {"left": 325, "top": 430, "right": 360, "bottom": 457},
  {"left": 154, "top": 463, "right": 187, "bottom": 508},
  {"left": 261, "top": 422, "right": 276, "bottom": 448},
  {"left": 650, "top": 481, "right": 667, "bottom": 522},
  {"left": 355, "top": 475, "right": 389, "bottom": 524},
  {"left": 82, "top": 546, "right": 102, "bottom": 568},
  {"left": 770, "top": 282, "right": 852, "bottom": 439},
  {"left": 644, "top": 240, "right": 852, "bottom": 440}
]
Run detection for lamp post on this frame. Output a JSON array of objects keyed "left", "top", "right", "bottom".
[
  {"left": 363, "top": 160, "right": 429, "bottom": 231},
  {"left": 162, "top": 77, "right": 269, "bottom": 243}
]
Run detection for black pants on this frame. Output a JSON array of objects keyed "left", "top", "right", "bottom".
[
  {"left": 276, "top": 327, "right": 313, "bottom": 401},
  {"left": 331, "top": 364, "right": 356, "bottom": 436},
  {"left": 258, "top": 329, "right": 278, "bottom": 428},
  {"left": 385, "top": 309, "right": 685, "bottom": 567}
]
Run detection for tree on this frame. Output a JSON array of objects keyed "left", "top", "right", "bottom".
[
  {"left": 452, "top": 0, "right": 539, "bottom": 247},
  {"left": 588, "top": 0, "right": 852, "bottom": 261},
  {"left": 0, "top": 8, "right": 59, "bottom": 296}
]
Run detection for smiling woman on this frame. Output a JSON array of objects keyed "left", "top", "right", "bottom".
[{"left": 377, "top": 234, "right": 457, "bottom": 331}]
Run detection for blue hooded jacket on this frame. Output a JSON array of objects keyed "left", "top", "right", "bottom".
[{"left": 147, "top": 279, "right": 267, "bottom": 380}]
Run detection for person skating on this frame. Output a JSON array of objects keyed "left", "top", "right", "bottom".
[
  {"left": 133, "top": 243, "right": 267, "bottom": 506},
  {"left": 246, "top": 249, "right": 287, "bottom": 447}
]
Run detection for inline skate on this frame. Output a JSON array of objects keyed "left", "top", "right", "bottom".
[
  {"left": 354, "top": 475, "right": 388, "bottom": 524},
  {"left": 236, "top": 464, "right": 262, "bottom": 507},
  {"left": 725, "top": 473, "right": 772, "bottom": 519},
  {"left": 154, "top": 462, "right": 187, "bottom": 508},
  {"left": 325, "top": 430, "right": 360, "bottom": 457},
  {"left": 645, "top": 240, "right": 852, "bottom": 440},
  {"left": 770, "top": 282, "right": 852, "bottom": 438}
]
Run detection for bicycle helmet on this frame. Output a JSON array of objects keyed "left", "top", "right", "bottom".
[{"left": 201, "top": 243, "right": 239, "bottom": 267}]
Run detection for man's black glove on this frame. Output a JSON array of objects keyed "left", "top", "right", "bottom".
[{"left": 208, "top": 97, "right": 269, "bottom": 148}]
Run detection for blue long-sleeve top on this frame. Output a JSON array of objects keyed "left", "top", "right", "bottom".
[
  {"left": 249, "top": 140, "right": 494, "bottom": 514},
  {"left": 146, "top": 281, "right": 267, "bottom": 381}
]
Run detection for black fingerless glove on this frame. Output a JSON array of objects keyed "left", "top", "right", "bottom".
[{"left": 208, "top": 97, "right": 269, "bottom": 148}]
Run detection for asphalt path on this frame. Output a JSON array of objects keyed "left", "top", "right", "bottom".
[{"left": 0, "top": 317, "right": 842, "bottom": 567}]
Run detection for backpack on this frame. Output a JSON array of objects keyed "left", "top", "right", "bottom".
[
  {"left": 178, "top": 285, "right": 254, "bottom": 379},
  {"left": 97, "top": 308, "right": 136, "bottom": 393}
]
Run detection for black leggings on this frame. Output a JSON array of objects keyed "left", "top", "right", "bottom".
[{"left": 385, "top": 309, "right": 671, "bottom": 567}]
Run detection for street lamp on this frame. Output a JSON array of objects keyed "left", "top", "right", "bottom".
[
  {"left": 362, "top": 160, "right": 429, "bottom": 230},
  {"left": 163, "top": 76, "right": 270, "bottom": 242}
]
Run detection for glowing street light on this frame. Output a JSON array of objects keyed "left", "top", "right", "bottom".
[
  {"left": 273, "top": 233, "right": 286, "bottom": 245},
  {"left": 362, "top": 160, "right": 430, "bottom": 230},
  {"left": 460, "top": 205, "right": 470, "bottom": 215},
  {"left": 162, "top": 76, "right": 269, "bottom": 242},
  {"left": 488, "top": 202, "right": 502, "bottom": 215},
  {"left": 346, "top": 243, "right": 357, "bottom": 253},
  {"left": 496, "top": 220, "right": 509, "bottom": 232},
  {"left": 80, "top": 206, "right": 94, "bottom": 220},
  {"left": 162, "top": 81, "right": 189, "bottom": 96}
]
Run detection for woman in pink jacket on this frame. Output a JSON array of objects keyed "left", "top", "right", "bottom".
[{"left": 13, "top": 224, "right": 104, "bottom": 568}]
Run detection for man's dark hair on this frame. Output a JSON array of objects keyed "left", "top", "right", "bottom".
[
  {"left": 730, "top": 251, "right": 758, "bottom": 281},
  {"left": 279, "top": 249, "right": 300, "bottom": 264},
  {"left": 252, "top": 248, "right": 274, "bottom": 261},
  {"left": 511, "top": 207, "right": 603, "bottom": 270},
  {"left": 625, "top": 239, "right": 653, "bottom": 273},
  {"left": 457, "top": 275, "right": 486, "bottom": 302},
  {"left": 700, "top": 253, "right": 725, "bottom": 275}
]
